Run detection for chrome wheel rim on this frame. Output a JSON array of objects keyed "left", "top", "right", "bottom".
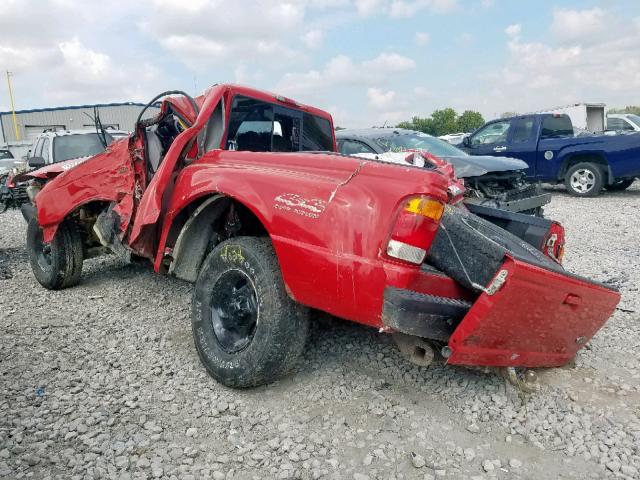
[{"left": 570, "top": 169, "right": 595, "bottom": 193}]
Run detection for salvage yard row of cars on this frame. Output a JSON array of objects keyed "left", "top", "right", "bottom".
[{"left": 2, "top": 84, "right": 633, "bottom": 390}]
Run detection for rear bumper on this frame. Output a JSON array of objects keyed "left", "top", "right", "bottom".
[
  {"left": 382, "top": 256, "right": 619, "bottom": 368},
  {"left": 382, "top": 286, "right": 471, "bottom": 342}
]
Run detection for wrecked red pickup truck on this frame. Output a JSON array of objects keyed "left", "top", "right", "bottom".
[{"left": 22, "top": 84, "right": 620, "bottom": 388}]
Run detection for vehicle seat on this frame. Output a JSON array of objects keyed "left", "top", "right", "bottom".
[
  {"left": 272, "top": 134, "right": 292, "bottom": 152},
  {"left": 145, "top": 125, "right": 164, "bottom": 175},
  {"left": 236, "top": 131, "right": 267, "bottom": 151}
]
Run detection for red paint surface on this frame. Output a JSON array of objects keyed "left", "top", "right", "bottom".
[{"left": 447, "top": 256, "right": 620, "bottom": 367}]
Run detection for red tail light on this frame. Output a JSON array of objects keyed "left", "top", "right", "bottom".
[{"left": 386, "top": 196, "right": 445, "bottom": 264}]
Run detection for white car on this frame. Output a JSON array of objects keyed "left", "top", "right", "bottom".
[
  {"left": 606, "top": 114, "right": 640, "bottom": 132},
  {"left": 27, "top": 129, "right": 129, "bottom": 167}
]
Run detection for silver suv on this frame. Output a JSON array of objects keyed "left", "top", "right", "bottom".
[{"left": 27, "top": 129, "right": 129, "bottom": 167}]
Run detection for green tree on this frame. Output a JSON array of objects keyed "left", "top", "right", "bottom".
[
  {"left": 501, "top": 111, "right": 519, "bottom": 118},
  {"left": 429, "top": 108, "right": 458, "bottom": 136},
  {"left": 397, "top": 116, "right": 435, "bottom": 135},
  {"left": 456, "top": 110, "right": 485, "bottom": 133},
  {"left": 397, "top": 108, "right": 485, "bottom": 136}
]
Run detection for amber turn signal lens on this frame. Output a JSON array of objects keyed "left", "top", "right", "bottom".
[{"left": 404, "top": 197, "right": 444, "bottom": 221}]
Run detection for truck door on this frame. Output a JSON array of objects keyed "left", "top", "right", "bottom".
[
  {"left": 504, "top": 116, "right": 538, "bottom": 177},
  {"left": 465, "top": 119, "right": 512, "bottom": 157}
]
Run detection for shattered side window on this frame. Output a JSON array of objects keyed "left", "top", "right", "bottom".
[{"left": 301, "top": 113, "right": 333, "bottom": 151}]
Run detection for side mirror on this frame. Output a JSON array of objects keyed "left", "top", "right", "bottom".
[
  {"left": 462, "top": 135, "right": 471, "bottom": 147},
  {"left": 28, "top": 156, "right": 46, "bottom": 169}
]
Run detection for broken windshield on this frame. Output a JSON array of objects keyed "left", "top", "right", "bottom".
[{"left": 373, "top": 132, "right": 468, "bottom": 157}]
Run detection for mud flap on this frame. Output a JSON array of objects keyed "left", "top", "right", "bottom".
[{"left": 446, "top": 255, "right": 620, "bottom": 368}]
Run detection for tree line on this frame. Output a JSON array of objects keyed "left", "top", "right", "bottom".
[
  {"left": 396, "top": 108, "right": 485, "bottom": 136},
  {"left": 608, "top": 106, "right": 640, "bottom": 115}
]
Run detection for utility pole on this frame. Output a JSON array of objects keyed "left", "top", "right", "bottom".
[{"left": 6, "top": 71, "right": 20, "bottom": 141}]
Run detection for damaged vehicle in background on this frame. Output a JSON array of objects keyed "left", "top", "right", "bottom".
[
  {"left": 5, "top": 129, "right": 127, "bottom": 213},
  {"left": 337, "top": 128, "right": 550, "bottom": 215},
  {"left": 26, "top": 129, "right": 125, "bottom": 169},
  {"left": 0, "top": 151, "right": 27, "bottom": 214},
  {"left": 20, "top": 84, "right": 619, "bottom": 391}
]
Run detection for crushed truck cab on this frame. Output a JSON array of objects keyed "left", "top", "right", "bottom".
[{"left": 23, "top": 84, "right": 620, "bottom": 388}]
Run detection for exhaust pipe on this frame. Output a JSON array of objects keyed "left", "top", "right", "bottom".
[{"left": 392, "top": 333, "right": 435, "bottom": 367}]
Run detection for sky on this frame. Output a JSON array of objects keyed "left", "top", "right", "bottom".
[{"left": 1, "top": 0, "right": 639, "bottom": 128}]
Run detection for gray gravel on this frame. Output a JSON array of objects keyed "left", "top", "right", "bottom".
[{"left": 1, "top": 184, "right": 639, "bottom": 479}]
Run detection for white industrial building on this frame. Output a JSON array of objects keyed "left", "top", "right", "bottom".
[{"left": 0, "top": 102, "right": 159, "bottom": 158}]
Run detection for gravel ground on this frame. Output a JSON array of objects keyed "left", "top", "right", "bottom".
[{"left": 1, "top": 185, "right": 639, "bottom": 480}]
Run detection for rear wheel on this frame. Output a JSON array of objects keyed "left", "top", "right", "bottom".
[
  {"left": 604, "top": 178, "right": 634, "bottom": 191},
  {"left": 191, "top": 236, "right": 309, "bottom": 388},
  {"left": 564, "top": 162, "right": 603, "bottom": 197},
  {"left": 26, "top": 218, "right": 84, "bottom": 289}
]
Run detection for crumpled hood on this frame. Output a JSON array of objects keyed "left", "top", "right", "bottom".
[
  {"left": 26, "top": 155, "right": 93, "bottom": 180},
  {"left": 438, "top": 155, "right": 528, "bottom": 178}
]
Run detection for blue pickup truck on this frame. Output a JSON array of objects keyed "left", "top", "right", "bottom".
[{"left": 461, "top": 113, "right": 640, "bottom": 196}]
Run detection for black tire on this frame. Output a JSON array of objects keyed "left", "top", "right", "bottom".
[
  {"left": 427, "top": 206, "right": 564, "bottom": 292},
  {"left": 564, "top": 162, "right": 604, "bottom": 197},
  {"left": 192, "top": 236, "right": 309, "bottom": 388},
  {"left": 604, "top": 178, "right": 634, "bottom": 191},
  {"left": 26, "top": 218, "right": 84, "bottom": 290}
]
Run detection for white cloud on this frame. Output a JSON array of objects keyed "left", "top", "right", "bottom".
[
  {"left": 302, "top": 29, "right": 324, "bottom": 49},
  {"left": 505, "top": 24, "right": 521, "bottom": 38},
  {"left": 277, "top": 51, "right": 416, "bottom": 96},
  {"left": 481, "top": 0, "right": 494, "bottom": 8},
  {"left": 413, "top": 86, "right": 429, "bottom": 98},
  {"left": 59, "top": 38, "right": 111, "bottom": 80},
  {"left": 367, "top": 87, "right": 396, "bottom": 110},
  {"left": 551, "top": 8, "right": 608, "bottom": 44},
  {"left": 140, "top": 1, "right": 307, "bottom": 69},
  {"left": 355, "top": 0, "right": 383, "bottom": 16},
  {"left": 415, "top": 32, "right": 431, "bottom": 46},
  {"left": 481, "top": 8, "right": 640, "bottom": 116},
  {"left": 363, "top": 52, "right": 416, "bottom": 71}
]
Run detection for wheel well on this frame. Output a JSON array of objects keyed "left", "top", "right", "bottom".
[
  {"left": 65, "top": 201, "right": 112, "bottom": 257},
  {"left": 166, "top": 195, "right": 269, "bottom": 282},
  {"left": 559, "top": 154, "right": 609, "bottom": 181}
]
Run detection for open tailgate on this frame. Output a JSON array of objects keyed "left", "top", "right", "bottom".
[{"left": 447, "top": 255, "right": 620, "bottom": 368}]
